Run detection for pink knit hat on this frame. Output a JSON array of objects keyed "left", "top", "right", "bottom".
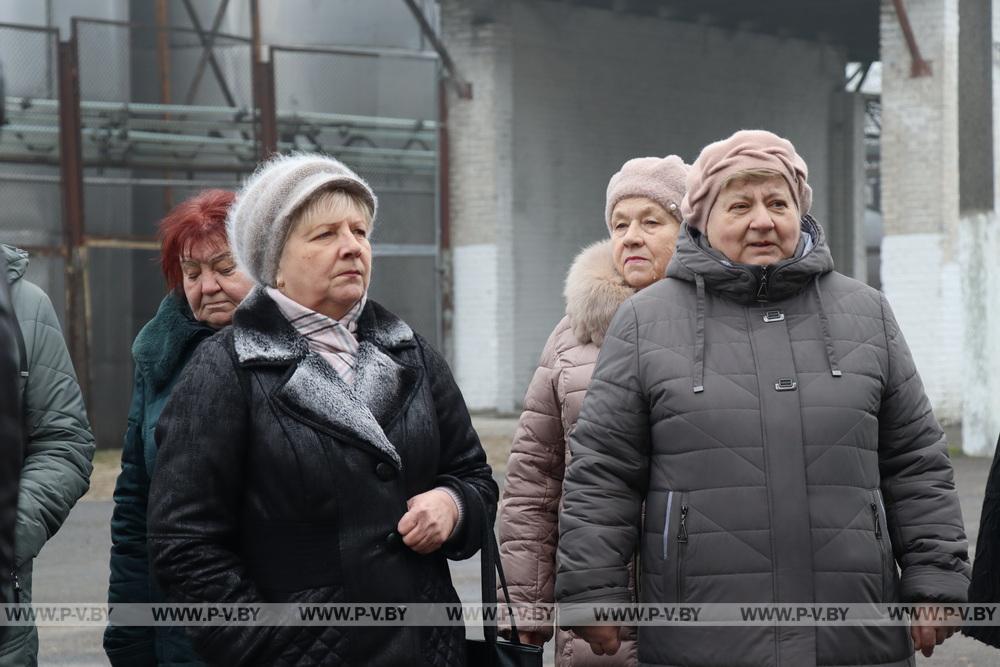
[
  {"left": 605, "top": 155, "right": 688, "bottom": 232},
  {"left": 680, "top": 129, "right": 811, "bottom": 233}
]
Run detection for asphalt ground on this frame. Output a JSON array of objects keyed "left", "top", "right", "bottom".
[{"left": 27, "top": 419, "right": 1000, "bottom": 666}]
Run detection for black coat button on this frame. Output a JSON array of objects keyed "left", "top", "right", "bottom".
[
  {"left": 385, "top": 530, "right": 403, "bottom": 551},
  {"left": 375, "top": 462, "right": 396, "bottom": 481}
]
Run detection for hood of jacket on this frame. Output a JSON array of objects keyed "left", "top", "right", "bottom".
[
  {"left": 667, "top": 215, "right": 834, "bottom": 304},
  {"left": 2, "top": 244, "right": 28, "bottom": 283},
  {"left": 133, "top": 290, "right": 217, "bottom": 393},
  {"left": 564, "top": 239, "right": 635, "bottom": 346}
]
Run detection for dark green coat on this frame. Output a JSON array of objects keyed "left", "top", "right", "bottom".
[
  {"left": 1, "top": 244, "right": 95, "bottom": 666},
  {"left": 105, "top": 291, "right": 213, "bottom": 666}
]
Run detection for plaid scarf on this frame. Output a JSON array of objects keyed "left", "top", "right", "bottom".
[{"left": 267, "top": 287, "right": 366, "bottom": 384}]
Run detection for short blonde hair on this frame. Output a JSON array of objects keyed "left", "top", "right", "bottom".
[{"left": 292, "top": 187, "right": 375, "bottom": 232}]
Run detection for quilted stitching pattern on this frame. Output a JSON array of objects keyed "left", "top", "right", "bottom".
[{"left": 557, "top": 224, "right": 969, "bottom": 666}]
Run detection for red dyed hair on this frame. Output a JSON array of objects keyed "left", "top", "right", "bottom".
[{"left": 158, "top": 189, "right": 237, "bottom": 291}]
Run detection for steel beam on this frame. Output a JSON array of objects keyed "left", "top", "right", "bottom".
[
  {"left": 255, "top": 56, "right": 278, "bottom": 159},
  {"left": 181, "top": 0, "right": 238, "bottom": 106},
  {"left": 183, "top": 0, "right": 233, "bottom": 105},
  {"left": 56, "top": 36, "right": 92, "bottom": 411},
  {"left": 401, "top": 0, "right": 472, "bottom": 99},
  {"left": 890, "top": 0, "right": 932, "bottom": 77}
]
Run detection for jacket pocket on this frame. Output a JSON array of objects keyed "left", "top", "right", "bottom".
[
  {"left": 662, "top": 491, "right": 688, "bottom": 603},
  {"left": 241, "top": 520, "right": 342, "bottom": 598},
  {"left": 871, "top": 490, "right": 890, "bottom": 602}
]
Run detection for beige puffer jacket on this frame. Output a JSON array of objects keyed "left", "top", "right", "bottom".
[{"left": 499, "top": 240, "right": 638, "bottom": 666}]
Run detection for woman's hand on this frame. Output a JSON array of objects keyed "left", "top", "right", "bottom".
[
  {"left": 516, "top": 630, "right": 547, "bottom": 647},
  {"left": 573, "top": 625, "right": 621, "bottom": 656},
  {"left": 397, "top": 489, "right": 459, "bottom": 554},
  {"left": 910, "top": 605, "right": 959, "bottom": 657}
]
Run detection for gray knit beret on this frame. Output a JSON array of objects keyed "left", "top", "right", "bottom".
[{"left": 227, "top": 152, "right": 378, "bottom": 286}]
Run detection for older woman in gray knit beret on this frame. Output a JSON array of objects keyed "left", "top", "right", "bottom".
[{"left": 147, "top": 153, "right": 498, "bottom": 667}]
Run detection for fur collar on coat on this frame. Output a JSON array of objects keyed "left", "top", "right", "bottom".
[
  {"left": 564, "top": 239, "right": 635, "bottom": 346},
  {"left": 231, "top": 286, "right": 419, "bottom": 470}
]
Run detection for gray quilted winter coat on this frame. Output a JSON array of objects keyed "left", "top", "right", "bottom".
[{"left": 555, "top": 218, "right": 970, "bottom": 667}]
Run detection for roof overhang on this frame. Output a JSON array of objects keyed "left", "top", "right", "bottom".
[{"left": 565, "top": 0, "right": 879, "bottom": 62}]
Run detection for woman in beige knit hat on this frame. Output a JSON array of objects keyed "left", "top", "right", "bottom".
[
  {"left": 499, "top": 155, "right": 688, "bottom": 666},
  {"left": 556, "top": 130, "right": 969, "bottom": 666}
]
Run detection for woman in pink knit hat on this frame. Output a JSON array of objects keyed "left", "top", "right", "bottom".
[
  {"left": 499, "top": 155, "right": 688, "bottom": 666},
  {"left": 555, "top": 129, "right": 970, "bottom": 666}
]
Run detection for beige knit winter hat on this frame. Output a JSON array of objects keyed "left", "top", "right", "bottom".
[
  {"left": 681, "top": 129, "right": 811, "bottom": 234},
  {"left": 605, "top": 155, "right": 688, "bottom": 232},
  {"left": 227, "top": 153, "right": 377, "bottom": 286}
]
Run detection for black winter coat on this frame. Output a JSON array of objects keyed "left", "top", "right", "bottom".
[
  {"left": 964, "top": 433, "right": 1000, "bottom": 647},
  {"left": 148, "top": 287, "right": 497, "bottom": 666}
]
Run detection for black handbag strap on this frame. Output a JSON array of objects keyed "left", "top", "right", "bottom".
[{"left": 477, "top": 493, "right": 524, "bottom": 653}]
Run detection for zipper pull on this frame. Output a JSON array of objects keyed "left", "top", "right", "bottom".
[
  {"left": 11, "top": 569, "right": 20, "bottom": 604},
  {"left": 677, "top": 505, "right": 689, "bottom": 543},
  {"left": 756, "top": 266, "right": 769, "bottom": 301},
  {"left": 871, "top": 503, "right": 882, "bottom": 539}
]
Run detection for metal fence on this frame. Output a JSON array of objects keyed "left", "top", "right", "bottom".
[
  {"left": 1, "top": 13, "right": 444, "bottom": 446},
  {"left": 269, "top": 44, "right": 442, "bottom": 348}
]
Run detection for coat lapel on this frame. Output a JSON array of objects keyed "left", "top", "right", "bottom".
[{"left": 233, "top": 287, "right": 422, "bottom": 470}]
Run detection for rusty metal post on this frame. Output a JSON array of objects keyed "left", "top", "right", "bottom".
[
  {"left": 890, "top": 0, "right": 933, "bottom": 77},
  {"left": 250, "top": 0, "right": 262, "bottom": 64},
  {"left": 402, "top": 0, "right": 472, "bottom": 99},
  {"left": 249, "top": 0, "right": 264, "bottom": 156},
  {"left": 436, "top": 77, "right": 453, "bottom": 361},
  {"left": 155, "top": 0, "right": 174, "bottom": 210},
  {"left": 155, "top": 0, "right": 172, "bottom": 105},
  {"left": 254, "top": 55, "right": 278, "bottom": 159},
  {"left": 56, "top": 34, "right": 92, "bottom": 410}
]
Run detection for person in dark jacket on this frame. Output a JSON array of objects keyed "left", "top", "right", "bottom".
[
  {"left": 104, "top": 189, "right": 252, "bottom": 666},
  {"left": 1, "top": 243, "right": 95, "bottom": 666},
  {"left": 963, "top": 432, "right": 1000, "bottom": 648},
  {"left": 555, "top": 130, "right": 970, "bottom": 667},
  {"left": 0, "top": 253, "right": 21, "bottom": 609},
  {"left": 147, "top": 153, "right": 498, "bottom": 666}
]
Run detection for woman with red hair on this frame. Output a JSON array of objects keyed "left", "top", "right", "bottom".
[{"left": 104, "top": 189, "right": 252, "bottom": 666}]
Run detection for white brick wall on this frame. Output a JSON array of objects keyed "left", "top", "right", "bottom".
[
  {"left": 960, "top": 213, "right": 1000, "bottom": 455},
  {"left": 995, "top": 0, "right": 1000, "bottom": 214},
  {"left": 452, "top": 243, "right": 500, "bottom": 409},
  {"left": 880, "top": 0, "right": 960, "bottom": 240},
  {"left": 880, "top": 234, "right": 964, "bottom": 423},
  {"left": 961, "top": 1, "right": 1000, "bottom": 454},
  {"left": 880, "top": 0, "right": 967, "bottom": 427}
]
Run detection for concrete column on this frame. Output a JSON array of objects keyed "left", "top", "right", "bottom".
[
  {"left": 827, "top": 91, "right": 868, "bottom": 282},
  {"left": 879, "top": 0, "right": 964, "bottom": 424},
  {"left": 441, "top": 0, "right": 517, "bottom": 411},
  {"left": 958, "top": 0, "right": 999, "bottom": 456}
]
